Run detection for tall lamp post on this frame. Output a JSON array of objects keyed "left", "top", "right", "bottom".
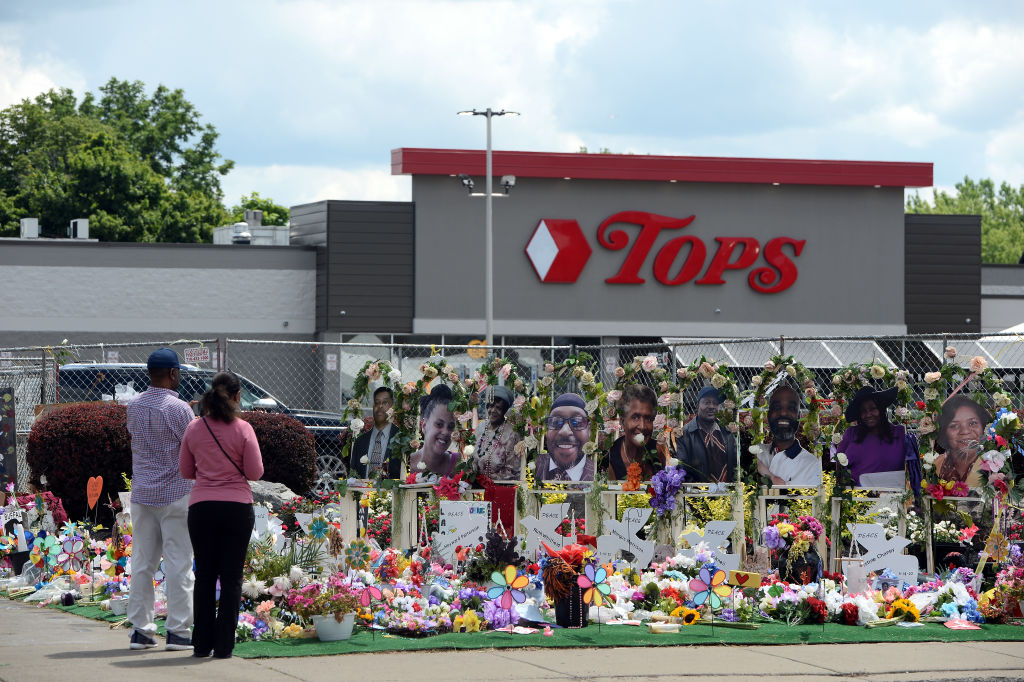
[{"left": 457, "top": 108, "right": 519, "bottom": 351}]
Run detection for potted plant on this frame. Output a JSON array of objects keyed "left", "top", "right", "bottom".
[
  {"left": 762, "top": 513, "right": 824, "bottom": 584},
  {"left": 286, "top": 573, "right": 359, "bottom": 641},
  {"left": 540, "top": 543, "right": 590, "bottom": 628}
]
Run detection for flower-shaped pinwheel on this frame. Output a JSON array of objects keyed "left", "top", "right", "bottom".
[
  {"left": 345, "top": 539, "right": 372, "bottom": 570},
  {"left": 689, "top": 565, "right": 731, "bottom": 609},
  {"left": 0, "top": 534, "right": 15, "bottom": 557},
  {"left": 308, "top": 517, "right": 329, "bottom": 540},
  {"left": 360, "top": 584, "right": 382, "bottom": 607},
  {"left": 57, "top": 537, "right": 88, "bottom": 573},
  {"left": 487, "top": 565, "right": 529, "bottom": 610},
  {"left": 576, "top": 563, "right": 612, "bottom": 607},
  {"left": 60, "top": 521, "right": 80, "bottom": 537},
  {"left": 104, "top": 540, "right": 128, "bottom": 577},
  {"left": 30, "top": 534, "right": 59, "bottom": 570}
]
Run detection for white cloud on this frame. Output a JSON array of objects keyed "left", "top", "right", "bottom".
[
  {"left": 985, "top": 119, "right": 1024, "bottom": 187},
  {"left": 221, "top": 164, "right": 411, "bottom": 207},
  {"left": 0, "top": 44, "right": 85, "bottom": 109},
  {"left": 839, "top": 105, "right": 954, "bottom": 148}
]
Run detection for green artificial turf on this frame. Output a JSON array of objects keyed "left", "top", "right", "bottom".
[{"left": 46, "top": 602, "right": 1024, "bottom": 658}]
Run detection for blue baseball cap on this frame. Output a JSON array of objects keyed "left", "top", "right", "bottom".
[
  {"left": 147, "top": 348, "right": 181, "bottom": 369},
  {"left": 697, "top": 385, "right": 723, "bottom": 404}
]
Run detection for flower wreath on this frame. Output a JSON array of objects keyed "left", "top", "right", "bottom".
[
  {"left": 461, "top": 356, "right": 531, "bottom": 481},
  {"left": 340, "top": 359, "right": 402, "bottom": 470},
  {"left": 824, "top": 362, "right": 915, "bottom": 451},
  {"left": 391, "top": 359, "right": 474, "bottom": 471},
  {"left": 917, "top": 353, "right": 1009, "bottom": 498},
  {"left": 742, "top": 355, "right": 821, "bottom": 454}
]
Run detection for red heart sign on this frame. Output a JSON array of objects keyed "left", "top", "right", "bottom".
[
  {"left": 86, "top": 476, "right": 103, "bottom": 510},
  {"left": 736, "top": 574, "right": 748, "bottom": 585},
  {"left": 728, "top": 570, "right": 761, "bottom": 588}
]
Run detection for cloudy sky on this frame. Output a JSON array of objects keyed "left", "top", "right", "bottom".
[{"left": 2, "top": 1, "right": 1023, "bottom": 208}]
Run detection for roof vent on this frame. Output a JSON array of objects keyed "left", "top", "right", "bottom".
[
  {"left": 231, "top": 221, "right": 252, "bottom": 245},
  {"left": 20, "top": 218, "right": 38, "bottom": 239}
]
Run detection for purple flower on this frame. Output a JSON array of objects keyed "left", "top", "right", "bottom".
[
  {"left": 650, "top": 466, "right": 686, "bottom": 517},
  {"left": 483, "top": 598, "right": 520, "bottom": 629},
  {"left": 762, "top": 526, "right": 785, "bottom": 550},
  {"left": 718, "top": 608, "right": 738, "bottom": 622}
]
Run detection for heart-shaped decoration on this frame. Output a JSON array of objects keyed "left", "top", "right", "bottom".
[
  {"left": 728, "top": 570, "right": 760, "bottom": 588},
  {"left": 86, "top": 476, "right": 103, "bottom": 510},
  {"left": 736, "top": 573, "right": 748, "bottom": 585}
]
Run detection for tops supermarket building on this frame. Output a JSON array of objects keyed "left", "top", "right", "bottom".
[{"left": 3, "top": 147, "right": 1023, "bottom": 403}]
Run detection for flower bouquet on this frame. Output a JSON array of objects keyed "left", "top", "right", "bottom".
[
  {"left": 540, "top": 542, "right": 591, "bottom": 628},
  {"left": 762, "top": 513, "right": 824, "bottom": 584},
  {"left": 285, "top": 573, "right": 359, "bottom": 641}
]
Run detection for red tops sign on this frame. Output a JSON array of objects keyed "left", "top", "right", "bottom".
[{"left": 525, "top": 211, "right": 805, "bottom": 294}]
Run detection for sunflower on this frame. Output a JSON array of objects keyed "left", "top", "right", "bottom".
[
  {"left": 886, "top": 598, "right": 919, "bottom": 622},
  {"left": 680, "top": 607, "right": 701, "bottom": 625}
]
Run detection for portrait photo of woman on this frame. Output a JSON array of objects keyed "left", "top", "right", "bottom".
[
  {"left": 933, "top": 395, "right": 991, "bottom": 489},
  {"left": 410, "top": 384, "right": 461, "bottom": 477},
  {"left": 835, "top": 385, "right": 913, "bottom": 488}
]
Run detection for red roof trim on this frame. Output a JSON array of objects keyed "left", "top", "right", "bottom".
[{"left": 391, "top": 148, "right": 932, "bottom": 188}]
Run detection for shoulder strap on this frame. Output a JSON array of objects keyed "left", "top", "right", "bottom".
[{"left": 202, "top": 417, "right": 246, "bottom": 478}]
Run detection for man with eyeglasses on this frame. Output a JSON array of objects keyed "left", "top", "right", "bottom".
[{"left": 536, "top": 393, "right": 595, "bottom": 482}]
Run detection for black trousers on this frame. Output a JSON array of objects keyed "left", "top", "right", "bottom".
[{"left": 187, "top": 501, "right": 254, "bottom": 657}]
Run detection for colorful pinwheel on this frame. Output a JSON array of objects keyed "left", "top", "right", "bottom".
[
  {"left": 0, "top": 533, "right": 16, "bottom": 557},
  {"left": 30, "top": 534, "right": 59, "bottom": 569},
  {"left": 56, "top": 537, "right": 87, "bottom": 573},
  {"left": 104, "top": 539, "right": 128, "bottom": 577},
  {"left": 576, "top": 564, "right": 612, "bottom": 607},
  {"left": 346, "top": 539, "right": 372, "bottom": 570},
  {"left": 309, "top": 517, "right": 330, "bottom": 540},
  {"left": 360, "top": 584, "right": 382, "bottom": 607},
  {"left": 689, "top": 565, "right": 731, "bottom": 608},
  {"left": 487, "top": 565, "right": 529, "bottom": 610}
]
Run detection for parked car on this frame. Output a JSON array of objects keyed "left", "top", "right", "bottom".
[{"left": 55, "top": 363, "right": 348, "bottom": 493}]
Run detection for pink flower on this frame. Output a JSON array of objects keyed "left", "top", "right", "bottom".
[
  {"left": 512, "top": 396, "right": 526, "bottom": 410},
  {"left": 944, "top": 346, "right": 957, "bottom": 359},
  {"left": 653, "top": 414, "right": 666, "bottom": 430},
  {"left": 603, "top": 418, "right": 621, "bottom": 433},
  {"left": 498, "top": 363, "right": 512, "bottom": 381},
  {"left": 923, "top": 372, "right": 942, "bottom": 385},
  {"left": 657, "top": 393, "right": 672, "bottom": 406},
  {"left": 606, "top": 390, "right": 622, "bottom": 403},
  {"left": 642, "top": 356, "right": 659, "bottom": 372},
  {"left": 969, "top": 356, "right": 988, "bottom": 373}
]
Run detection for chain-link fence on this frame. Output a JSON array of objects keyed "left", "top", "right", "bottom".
[{"left": 7, "top": 332, "right": 1024, "bottom": 492}]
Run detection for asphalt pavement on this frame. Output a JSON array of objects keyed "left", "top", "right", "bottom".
[{"left": 2, "top": 598, "right": 1024, "bottom": 682}]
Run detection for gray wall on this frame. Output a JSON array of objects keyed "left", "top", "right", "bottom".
[
  {"left": 412, "top": 176, "right": 907, "bottom": 337},
  {"left": 291, "top": 200, "right": 415, "bottom": 334},
  {"left": 981, "top": 264, "right": 1024, "bottom": 333},
  {"left": 904, "top": 214, "right": 981, "bottom": 334}
]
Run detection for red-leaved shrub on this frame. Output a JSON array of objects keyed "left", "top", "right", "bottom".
[
  {"left": 239, "top": 411, "right": 317, "bottom": 495},
  {"left": 26, "top": 403, "right": 131, "bottom": 523}
]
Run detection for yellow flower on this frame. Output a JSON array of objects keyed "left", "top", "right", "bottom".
[
  {"left": 777, "top": 523, "right": 796, "bottom": 537},
  {"left": 463, "top": 609, "right": 481, "bottom": 632},
  {"left": 886, "top": 599, "right": 919, "bottom": 622},
  {"left": 680, "top": 607, "right": 701, "bottom": 625}
]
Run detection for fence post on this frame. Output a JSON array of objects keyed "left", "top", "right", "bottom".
[
  {"left": 779, "top": 335, "right": 785, "bottom": 356},
  {"left": 942, "top": 337, "right": 949, "bottom": 365},
  {"left": 40, "top": 350, "right": 46, "bottom": 404}
]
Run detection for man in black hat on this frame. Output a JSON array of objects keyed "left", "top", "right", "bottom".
[
  {"left": 536, "top": 392, "right": 595, "bottom": 482},
  {"left": 675, "top": 385, "right": 737, "bottom": 483}
]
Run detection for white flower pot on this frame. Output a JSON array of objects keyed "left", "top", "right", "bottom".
[
  {"left": 312, "top": 613, "right": 355, "bottom": 641},
  {"left": 110, "top": 597, "right": 128, "bottom": 616}
]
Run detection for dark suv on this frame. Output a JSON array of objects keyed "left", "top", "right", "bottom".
[{"left": 55, "top": 363, "right": 348, "bottom": 493}]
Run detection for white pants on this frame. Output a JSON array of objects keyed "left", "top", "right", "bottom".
[{"left": 127, "top": 494, "right": 194, "bottom": 637}]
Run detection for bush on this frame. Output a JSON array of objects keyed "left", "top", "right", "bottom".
[
  {"left": 240, "top": 411, "right": 317, "bottom": 496},
  {"left": 26, "top": 403, "right": 131, "bottom": 524}
]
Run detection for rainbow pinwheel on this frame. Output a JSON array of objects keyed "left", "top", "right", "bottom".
[
  {"left": 576, "top": 564, "right": 612, "bottom": 607},
  {"left": 104, "top": 539, "right": 128, "bottom": 577},
  {"left": 30, "top": 534, "right": 59, "bottom": 569},
  {"left": 487, "top": 565, "right": 529, "bottom": 610},
  {"left": 56, "top": 537, "right": 87, "bottom": 573},
  {"left": 689, "top": 565, "right": 731, "bottom": 608},
  {"left": 359, "top": 584, "right": 382, "bottom": 607}
]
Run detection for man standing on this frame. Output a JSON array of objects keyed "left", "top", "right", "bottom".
[
  {"left": 125, "top": 348, "right": 195, "bottom": 651},
  {"left": 348, "top": 387, "right": 400, "bottom": 478},
  {"left": 676, "top": 385, "right": 737, "bottom": 483},
  {"left": 603, "top": 384, "right": 667, "bottom": 481},
  {"left": 756, "top": 383, "right": 821, "bottom": 487},
  {"left": 536, "top": 393, "right": 595, "bottom": 482}
]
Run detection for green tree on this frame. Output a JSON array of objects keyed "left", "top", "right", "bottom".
[
  {"left": 906, "top": 177, "right": 1024, "bottom": 264},
  {"left": 229, "top": 191, "right": 290, "bottom": 226},
  {"left": 0, "top": 78, "right": 233, "bottom": 241}
]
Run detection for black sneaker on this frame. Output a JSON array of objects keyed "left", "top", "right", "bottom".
[
  {"left": 129, "top": 630, "right": 158, "bottom": 650},
  {"left": 165, "top": 632, "right": 194, "bottom": 651}
]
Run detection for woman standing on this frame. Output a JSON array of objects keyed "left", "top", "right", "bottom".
[
  {"left": 410, "top": 384, "right": 461, "bottom": 477},
  {"left": 179, "top": 371, "right": 263, "bottom": 659},
  {"left": 472, "top": 386, "right": 522, "bottom": 480}
]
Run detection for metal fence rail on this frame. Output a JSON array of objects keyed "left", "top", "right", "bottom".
[{"left": 6, "top": 332, "right": 1024, "bottom": 492}]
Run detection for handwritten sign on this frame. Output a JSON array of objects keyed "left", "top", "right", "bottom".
[
  {"left": 596, "top": 507, "right": 655, "bottom": 568},
  {"left": 434, "top": 501, "right": 490, "bottom": 562},
  {"left": 253, "top": 505, "right": 270, "bottom": 534},
  {"left": 679, "top": 520, "right": 740, "bottom": 572},
  {"left": 1, "top": 505, "right": 23, "bottom": 530},
  {"left": 850, "top": 523, "right": 918, "bottom": 588},
  {"left": 86, "top": 476, "right": 103, "bottom": 510},
  {"left": 520, "top": 503, "right": 570, "bottom": 558}
]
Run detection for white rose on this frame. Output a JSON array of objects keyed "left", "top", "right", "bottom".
[
  {"left": 836, "top": 453, "right": 849, "bottom": 467},
  {"left": 463, "top": 445, "right": 475, "bottom": 456},
  {"left": 349, "top": 417, "right": 365, "bottom": 434},
  {"left": 895, "top": 379, "right": 907, "bottom": 390},
  {"left": 923, "top": 387, "right": 938, "bottom": 400},
  {"left": 710, "top": 373, "right": 727, "bottom": 389},
  {"left": 786, "top": 365, "right": 797, "bottom": 377},
  {"left": 583, "top": 441, "right": 598, "bottom": 455},
  {"left": 748, "top": 445, "right": 762, "bottom": 455},
  {"left": 417, "top": 461, "right": 426, "bottom": 470},
  {"left": 923, "top": 372, "right": 941, "bottom": 385},
  {"left": 869, "top": 365, "right": 885, "bottom": 379},
  {"left": 527, "top": 461, "right": 536, "bottom": 471},
  {"left": 831, "top": 432, "right": 843, "bottom": 445},
  {"left": 360, "top": 455, "right": 369, "bottom": 464},
  {"left": 632, "top": 433, "right": 645, "bottom": 445},
  {"left": 750, "top": 376, "right": 762, "bottom": 387}
]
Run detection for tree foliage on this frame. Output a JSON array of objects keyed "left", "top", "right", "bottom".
[
  {"left": 0, "top": 78, "right": 233, "bottom": 241},
  {"left": 906, "top": 177, "right": 1024, "bottom": 264},
  {"left": 229, "top": 191, "right": 290, "bottom": 226}
]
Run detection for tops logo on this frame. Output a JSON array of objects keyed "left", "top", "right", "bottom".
[{"left": 524, "top": 211, "right": 805, "bottom": 294}]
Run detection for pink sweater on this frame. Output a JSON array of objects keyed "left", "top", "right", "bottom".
[{"left": 179, "top": 417, "right": 264, "bottom": 505}]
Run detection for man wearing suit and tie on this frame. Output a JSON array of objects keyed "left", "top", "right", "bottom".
[{"left": 348, "top": 387, "right": 401, "bottom": 479}]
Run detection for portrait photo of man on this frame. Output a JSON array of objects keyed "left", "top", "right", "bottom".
[{"left": 535, "top": 392, "right": 595, "bottom": 482}]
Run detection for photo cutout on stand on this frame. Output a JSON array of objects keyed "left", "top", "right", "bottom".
[
  {"left": 835, "top": 385, "right": 913, "bottom": 490},
  {"left": 754, "top": 373, "right": 822, "bottom": 488},
  {"left": 676, "top": 384, "right": 740, "bottom": 485},
  {"left": 536, "top": 393, "right": 595, "bottom": 483},
  {"left": 934, "top": 396, "right": 991, "bottom": 492},
  {"left": 600, "top": 384, "right": 668, "bottom": 484}
]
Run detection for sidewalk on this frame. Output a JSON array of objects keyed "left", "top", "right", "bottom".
[{"left": 2, "top": 598, "right": 1023, "bottom": 681}]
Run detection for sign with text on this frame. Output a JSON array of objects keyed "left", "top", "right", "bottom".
[
  {"left": 596, "top": 507, "right": 655, "bottom": 568},
  {"left": 435, "top": 500, "right": 490, "bottom": 563},
  {"left": 184, "top": 346, "right": 210, "bottom": 364},
  {"left": 850, "top": 523, "right": 918, "bottom": 587},
  {"left": 326, "top": 353, "right": 338, "bottom": 371},
  {"left": 520, "top": 503, "right": 570, "bottom": 558}
]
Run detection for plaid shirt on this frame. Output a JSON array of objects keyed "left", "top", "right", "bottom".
[{"left": 126, "top": 387, "right": 194, "bottom": 506}]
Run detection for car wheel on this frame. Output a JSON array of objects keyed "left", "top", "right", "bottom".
[{"left": 314, "top": 453, "right": 347, "bottom": 495}]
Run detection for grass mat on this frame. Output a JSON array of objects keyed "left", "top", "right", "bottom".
[{"left": 46, "top": 602, "right": 1024, "bottom": 658}]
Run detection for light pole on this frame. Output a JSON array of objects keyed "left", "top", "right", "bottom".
[{"left": 458, "top": 108, "right": 519, "bottom": 351}]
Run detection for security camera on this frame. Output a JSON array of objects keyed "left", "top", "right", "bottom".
[
  {"left": 458, "top": 173, "right": 475, "bottom": 192},
  {"left": 501, "top": 175, "right": 516, "bottom": 187}
]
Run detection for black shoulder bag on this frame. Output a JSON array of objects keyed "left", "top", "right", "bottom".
[{"left": 202, "top": 417, "right": 246, "bottom": 478}]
